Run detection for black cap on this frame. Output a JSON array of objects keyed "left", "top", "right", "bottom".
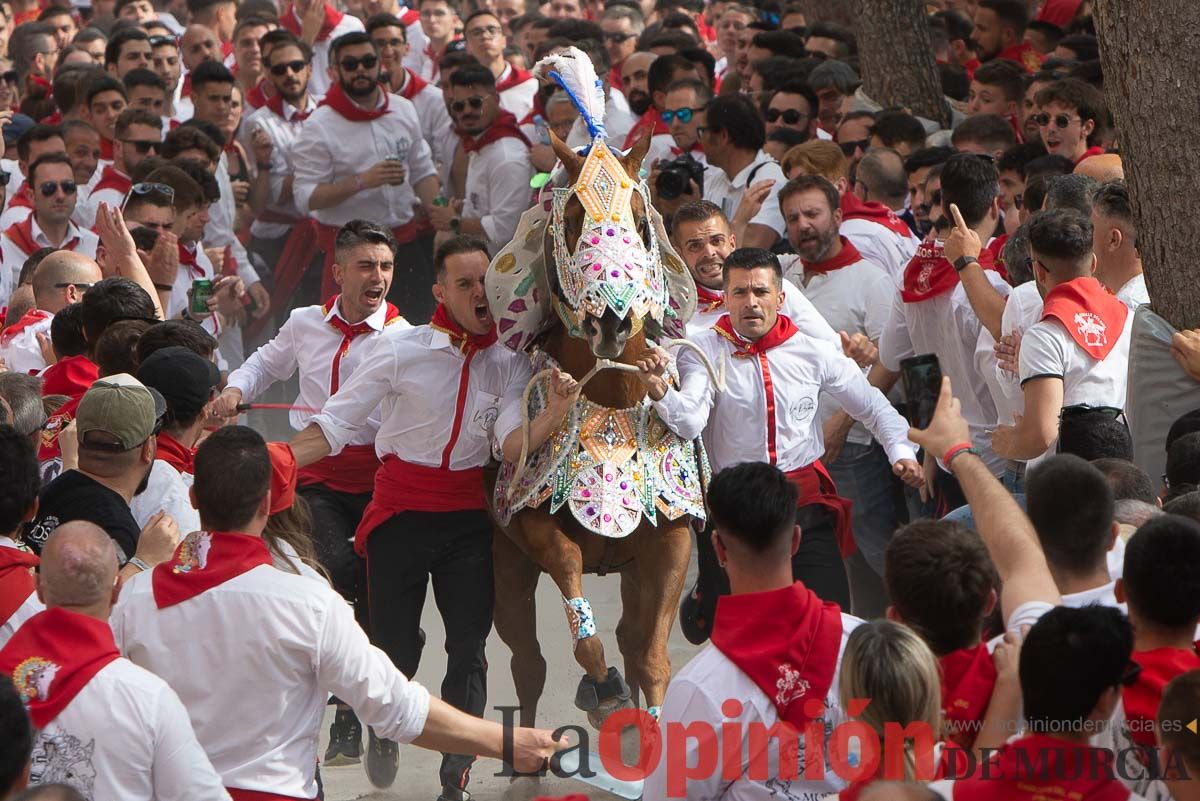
[{"left": 135, "top": 346, "right": 221, "bottom": 421}]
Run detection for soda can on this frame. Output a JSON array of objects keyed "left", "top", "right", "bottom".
[{"left": 190, "top": 278, "right": 214, "bottom": 314}]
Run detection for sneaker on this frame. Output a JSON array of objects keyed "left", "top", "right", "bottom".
[
  {"left": 323, "top": 708, "right": 363, "bottom": 767},
  {"left": 365, "top": 727, "right": 399, "bottom": 789}
]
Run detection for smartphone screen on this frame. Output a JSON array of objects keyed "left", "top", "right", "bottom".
[{"left": 900, "top": 354, "right": 942, "bottom": 430}]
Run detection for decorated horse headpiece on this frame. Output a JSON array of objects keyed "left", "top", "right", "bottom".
[{"left": 535, "top": 48, "right": 671, "bottom": 337}]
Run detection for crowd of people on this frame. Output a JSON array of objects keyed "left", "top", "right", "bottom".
[{"left": 0, "top": 0, "right": 1199, "bottom": 798}]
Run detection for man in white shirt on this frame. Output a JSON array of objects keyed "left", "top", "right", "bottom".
[
  {"left": 426, "top": 63, "right": 532, "bottom": 253},
  {"left": 0, "top": 251, "right": 100, "bottom": 376},
  {"left": 291, "top": 31, "right": 441, "bottom": 322},
  {"left": 700, "top": 94, "right": 787, "bottom": 250},
  {"left": 0, "top": 426, "right": 44, "bottom": 649},
  {"left": 0, "top": 154, "right": 99, "bottom": 307},
  {"left": 75, "top": 108, "right": 163, "bottom": 228},
  {"left": 112, "top": 425, "right": 559, "bottom": 801},
  {"left": 658, "top": 78, "right": 708, "bottom": 164},
  {"left": 150, "top": 33, "right": 187, "bottom": 124},
  {"left": 645, "top": 247, "right": 921, "bottom": 612},
  {"left": 409, "top": 0, "right": 461, "bottom": 82},
  {"left": 992, "top": 209, "right": 1132, "bottom": 462},
  {"left": 0, "top": 520, "right": 228, "bottom": 801},
  {"left": 288, "top": 236, "right": 553, "bottom": 799},
  {"left": 463, "top": 10, "right": 536, "bottom": 120},
  {"left": 277, "top": 0, "right": 366, "bottom": 98},
  {"left": 215, "top": 221, "right": 409, "bottom": 766},
  {"left": 0, "top": 125, "right": 67, "bottom": 233},
  {"left": 1091, "top": 181, "right": 1149, "bottom": 309}
]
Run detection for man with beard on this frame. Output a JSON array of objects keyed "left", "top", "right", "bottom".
[
  {"left": 233, "top": 16, "right": 273, "bottom": 111},
  {"left": 600, "top": 5, "right": 642, "bottom": 90},
  {"left": 278, "top": 0, "right": 366, "bottom": 98},
  {"left": 76, "top": 108, "right": 162, "bottom": 228},
  {"left": 627, "top": 54, "right": 699, "bottom": 166},
  {"left": 619, "top": 51, "right": 659, "bottom": 141},
  {"left": 177, "top": 25, "right": 222, "bottom": 121},
  {"left": 463, "top": 10, "right": 536, "bottom": 120},
  {"left": 292, "top": 32, "right": 440, "bottom": 322},
  {"left": 972, "top": 0, "right": 1043, "bottom": 73},
  {"left": 426, "top": 64, "right": 532, "bottom": 253}
]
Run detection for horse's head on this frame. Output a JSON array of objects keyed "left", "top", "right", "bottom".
[{"left": 545, "top": 128, "right": 669, "bottom": 359}]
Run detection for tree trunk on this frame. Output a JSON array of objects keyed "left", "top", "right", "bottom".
[
  {"left": 853, "top": 0, "right": 950, "bottom": 127},
  {"left": 1093, "top": 0, "right": 1200, "bottom": 329}
]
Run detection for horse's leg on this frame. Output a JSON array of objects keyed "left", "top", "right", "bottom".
[
  {"left": 615, "top": 566, "right": 644, "bottom": 708},
  {"left": 492, "top": 526, "right": 546, "bottom": 728},
  {"left": 633, "top": 519, "right": 693, "bottom": 714}
]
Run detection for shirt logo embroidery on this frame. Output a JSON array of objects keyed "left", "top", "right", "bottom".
[
  {"left": 775, "top": 663, "right": 810, "bottom": 706},
  {"left": 173, "top": 531, "right": 213, "bottom": 574},
  {"left": 14, "top": 656, "right": 59, "bottom": 702},
  {"left": 1073, "top": 311, "right": 1108, "bottom": 348},
  {"left": 789, "top": 397, "right": 816, "bottom": 425},
  {"left": 916, "top": 263, "right": 934, "bottom": 294}
]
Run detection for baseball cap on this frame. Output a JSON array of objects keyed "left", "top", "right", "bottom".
[
  {"left": 136, "top": 346, "right": 221, "bottom": 421},
  {"left": 77, "top": 373, "right": 167, "bottom": 451},
  {"left": 2, "top": 114, "right": 35, "bottom": 148}
]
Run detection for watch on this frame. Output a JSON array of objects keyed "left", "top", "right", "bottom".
[
  {"left": 128, "top": 556, "right": 152, "bottom": 572},
  {"left": 449, "top": 216, "right": 461, "bottom": 232},
  {"left": 953, "top": 255, "right": 979, "bottom": 272}
]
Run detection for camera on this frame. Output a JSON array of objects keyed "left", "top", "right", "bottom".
[{"left": 655, "top": 153, "right": 705, "bottom": 201}]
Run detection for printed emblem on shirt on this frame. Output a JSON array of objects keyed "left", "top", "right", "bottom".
[
  {"left": 173, "top": 531, "right": 213, "bottom": 574},
  {"left": 774, "top": 662, "right": 810, "bottom": 706},
  {"left": 788, "top": 397, "right": 816, "bottom": 426},
  {"left": 24, "top": 515, "right": 60, "bottom": 548},
  {"left": 14, "top": 656, "right": 60, "bottom": 702},
  {"left": 1074, "top": 311, "right": 1108, "bottom": 348},
  {"left": 31, "top": 728, "right": 97, "bottom": 797}
]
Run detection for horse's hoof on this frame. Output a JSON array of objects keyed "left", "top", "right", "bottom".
[{"left": 575, "top": 666, "right": 632, "bottom": 727}]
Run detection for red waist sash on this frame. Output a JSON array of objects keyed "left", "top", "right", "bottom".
[
  {"left": 783, "top": 461, "right": 854, "bottom": 557},
  {"left": 353, "top": 455, "right": 486, "bottom": 554},
  {"left": 297, "top": 444, "right": 381, "bottom": 495}
]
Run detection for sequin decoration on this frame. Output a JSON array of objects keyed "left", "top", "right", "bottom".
[{"left": 563, "top": 596, "right": 596, "bottom": 649}]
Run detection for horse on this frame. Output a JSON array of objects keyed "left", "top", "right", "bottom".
[{"left": 490, "top": 125, "right": 709, "bottom": 730}]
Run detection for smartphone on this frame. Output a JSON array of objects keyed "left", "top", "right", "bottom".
[{"left": 900, "top": 354, "right": 942, "bottom": 430}]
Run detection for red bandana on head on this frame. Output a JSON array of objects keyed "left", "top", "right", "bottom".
[
  {"left": 801, "top": 236, "right": 862, "bottom": 276},
  {"left": 152, "top": 531, "right": 274, "bottom": 609},
  {"left": 951, "top": 734, "right": 1131, "bottom": 801},
  {"left": 0, "top": 308, "right": 50, "bottom": 345},
  {"left": 430, "top": 303, "right": 497, "bottom": 353},
  {"left": 1040, "top": 276, "right": 1129, "bottom": 361},
  {"left": 900, "top": 241, "right": 996, "bottom": 303},
  {"left": 938, "top": 643, "right": 998, "bottom": 749},
  {"left": 840, "top": 192, "right": 913, "bottom": 239},
  {"left": 459, "top": 111, "right": 531, "bottom": 154},
  {"left": 0, "top": 547, "right": 38, "bottom": 627},
  {"left": 320, "top": 81, "right": 390, "bottom": 122},
  {"left": 0, "top": 607, "right": 120, "bottom": 728},
  {"left": 1123, "top": 646, "right": 1200, "bottom": 748},
  {"left": 280, "top": 2, "right": 345, "bottom": 42},
  {"left": 710, "top": 582, "right": 843, "bottom": 728}
]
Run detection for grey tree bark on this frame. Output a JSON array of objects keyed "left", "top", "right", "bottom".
[{"left": 853, "top": 0, "right": 951, "bottom": 127}]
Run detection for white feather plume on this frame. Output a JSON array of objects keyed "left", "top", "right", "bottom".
[{"left": 532, "top": 46, "right": 608, "bottom": 141}]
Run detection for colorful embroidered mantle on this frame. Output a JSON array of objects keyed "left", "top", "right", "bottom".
[{"left": 495, "top": 351, "right": 709, "bottom": 538}]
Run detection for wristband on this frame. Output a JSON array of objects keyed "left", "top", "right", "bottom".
[
  {"left": 128, "top": 556, "right": 152, "bottom": 572},
  {"left": 953, "top": 255, "right": 978, "bottom": 273},
  {"left": 943, "top": 442, "right": 979, "bottom": 467}
]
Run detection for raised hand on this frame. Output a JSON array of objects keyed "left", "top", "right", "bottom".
[{"left": 942, "top": 202, "right": 982, "bottom": 266}]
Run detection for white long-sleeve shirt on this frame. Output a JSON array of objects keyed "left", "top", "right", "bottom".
[
  {"left": 463, "top": 135, "right": 533, "bottom": 252},
  {"left": 496, "top": 63, "right": 537, "bottom": 121},
  {"left": 704, "top": 150, "right": 787, "bottom": 240},
  {"left": 654, "top": 322, "right": 917, "bottom": 473},
  {"left": 839, "top": 216, "right": 920, "bottom": 285},
  {"left": 208, "top": 151, "right": 258, "bottom": 288},
  {"left": 111, "top": 563, "right": 431, "bottom": 799},
  {"left": 310, "top": 324, "right": 531, "bottom": 465},
  {"left": 227, "top": 299, "right": 410, "bottom": 441},
  {"left": 291, "top": 92, "right": 437, "bottom": 228},
  {"left": 27, "top": 656, "right": 230, "bottom": 801},
  {"left": 242, "top": 95, "right": 319, "bottom": 240},
  {"left": 397, "top": 68, "right": 454, "bottom": 178},
  {"left": 0, "top": 219, "right": 99, "bottom": 307}
]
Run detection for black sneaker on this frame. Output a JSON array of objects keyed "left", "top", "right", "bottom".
[
  {"left": 365, "top": 727, "right": 399, "bottom": 789},
  {"left": 323, "top": 708, "right": 362, "bottom": 766}
]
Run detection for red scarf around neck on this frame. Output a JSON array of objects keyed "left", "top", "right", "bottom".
[
  {"left": 93, "top": 164, "right": 132, "bottom": 197},
  {"left": 99, "top": 137, "right": 114, "bottom": 161},
  {"left": 801, "top": 236, "right": 862, "bottom": 276},
  {"left": 840, "top": 192, "right": 914, "bottom": 239},
  {"left": 320, "top": 81, "right": 390, "bottom": 122},
  {"left": 7, "top": 184, "right": 32, "bottom": 210},
  {"left": 177, "top": 243, "right": 205, "bottom": 279},
  {"left": 710, "top": 581, "right": 843, "bottom": 728},
  {"left": 459, "top": 110, "right": 531, "bottom": 153},
  {"left": 280, "top": 2, "right": 345, "bottom": 42},
  {"left": 156, "top": 431, "right": 196, "bottom": 476},
  {"left": 0, "top": 546, "right": 38, "bottom": 627},
  {"left": 1, "top": 308, "right": 50, "bottom": 344},
  {"left": 938, "top": 643, "right": 998, "bottom": 749},
  {"left": 1123, "top": 646, "right": 1200, "bottom": 748},
  {"left": 0, "top": 607, "right": 120, "bottom": 728},
  {"left": 265, "top": 92, "right": 312, "bottom": 122},
  {"left": 695, "top": 283, "right": 723, "bottom": 313},
  {"left": 6, "top": 217, "right": 79, "bottom": 257},
  {"left": 494, "top": 65, "right": 532, "bottom": 93},
  {"left": 900, "top": 241, "right": 995, "bottom": 303},
  {"left": 1040, "top": 276, "right": 1129, "bottom": 361},
  {"left": 324, "top": 295, "right": 402, "bottom": 394},
  {"left": 397, "top": 67, "right": 427, "bottom": 101},
  {"left": 40, "top": 354, "right": 98, "bottom": 398},
  {"left": 952, "top": 734, "right": 1131, "bottom": 801},
  {"left": 244, "top": 79, "right": 269, "bottom": 110},
  {"left": 997, "top": 41, "right": 1045, "bottom": 73},
  {"left": 152, "top": 531, "right": 274, "bottom": 609},
  {"left": 712, "top": 313, "right": 799, "bottom": 356},
  {"left": 430, "top": 303, "right": 497, "bottom": 353}
]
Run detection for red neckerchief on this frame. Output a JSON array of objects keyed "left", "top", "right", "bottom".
[
  {"left": 695, "top": 283, "right": 723, "bottom": 313},
  {"left": 5, "top": 217, "right": 80, "bottom": 257},
  {"left": 801, "top": 236, "right": 863, "bottom": 276},
  {"left": 177, "top": 243, "right": 204, "bottom": 279},
  {"left": 519, "top": 92, "right": 545, "bottom": 127},
  {"left": 244, "top": 79, "right": 269, "bottom": 110},
  {"left": 39, "top": 110, "right": 62, "bottom": 126},
  {"left": 939, "top": 643, "right": 998, "bottom": 749},
  {"left": 93, "top": 164, "right": 132, "bottom": 197},
  {"left": 459, "top": 111, "right": 531, "bottom": 153},
  {"left": 6, "top": 184, "right": 32, "bottom": 210},
  {"left": 623, "top": 109, "right": 669, "bottom": 150},
  {"left": 840, "top": 192, "right": 913, "bottom": 239},
  {"left": 320, "top": 81, "right": 390, "bottom": 122},
  {"left": 900, "top": 241, "right": 996, "bottom": 303},
  {"left": 996, "top": 41, "right": 1045, "bottom": 73},
  {"left": 99, "top": 137, "right": 114, "bottom": 161},
  {"left": 265, "top": 92, "right": 312, "bottom": 122},
  {"left": 323, "top": 294, "right": 401, "bottom": 394},
  {"left": 962, "top": 58, "right": 981, "bottom": 80},
  {"left": 152, "top": 531, "right": 274, "bottom": 609},
  {"left": 1037, "top": 0, "right": 1082, "bottom": 26},
  {"left": 608, "top": 62, "right": 623, "bottom": 91},
  {"left": 0, "top": 308, "right": 50, "bottom": 345},
  {"left": 712, "top": 313, "right": 799, "bottom": 356},
  {"left": 1123, "top": 646, "right": 1200, "bottom": 748},
  {"left": 1076, "top": 145, "right": 1106, "bottom": 166},
  {"left": 430, "top": 303, "right": 497, "bottom": 353},
  {"left": 25, "top": 73, "right": 51, "bottom": 95},
  {"left": 399, "top": 6, "right": 420, "bottom": 25},
  {"left": 280, "top": 2, "right": 345, "bottom": 42},
  {"left": 396, "top": 67, "right": 427, "bottom": 101},
  {"left": 952, "top": 734, "right": 1131, "bottom": 801},
  {"left": 1040, "top": 276, "right": 1129, "bottom": 361},
  {"left": 0, "top": 546, "right": 38, "bottom": 627},
  {"left": 985, "top": 233, "right": 1009, "bottom": 280},
  {"left": 494, "top": 64, "right": 532, "bottom": 93},
  {"left": 156, "top": 431, "right": 196, "bottom": 476},
  {"left": 710, "top": 582, "right": 843, "bottom": 728},
  {"left": 40, "top": 354, "right": 98, "bottom": 398},
  {"left": 0, "top": 607, "right": 120, "bottom": 728}
]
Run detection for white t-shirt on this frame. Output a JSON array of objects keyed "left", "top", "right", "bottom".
[
  {"left": 129, "top": 459, "right": 200, "bottom": 533},
  {"left": 1116, "top": 273, "right": 1150, "bottom": 310}
]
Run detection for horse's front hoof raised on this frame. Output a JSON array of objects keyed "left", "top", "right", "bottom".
[{"left": 575, "top": 666, "right": 632, "bottom": 727}]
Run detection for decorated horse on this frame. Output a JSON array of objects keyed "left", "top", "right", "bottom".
[{"left": 487, "top": 48, "right": 723, "bottom": 729}]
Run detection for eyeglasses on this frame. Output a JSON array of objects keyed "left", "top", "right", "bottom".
[
  {"left": 765, "top": 107, "right": 808, "bottom": 125},
  {"left": 373, "top": 37, "right": 405, "bottom": 48},
  {"left": 466, "top": 25, "right": 502, "bottom": 39},
  {"left": 450, "top": 96, "right": 485, "bottom": 113},
  {"left": 339, "top": 54, "right": 379, "bottom": 72},
  {"left": 420, "top": 7, "right": 449, "bottom": 17},
  {"left": 269, "top": 59, "right": 308, "bottom": 76},
  {"left": 124, "top": 139, "right": 161, "bottom": 155},
  {"left": 838, "top": 138, "right": 868, "bottom": 156},
  {"left": 1032, "top": 112, "right": 1080, "bottom": 129},
  {"left": 602, "top": 32, "right": 635, "bottom": 43},
  {"left": 661, "top": 106, "right": 704, "bottom": 124},
  {"left": 129, "top": 182, "right": 174, "bottom": 200},
  {"left": 148, "top": 35, "right": 176, "bottom": 48},
  {"left": 53, "top": 282, "right": 93, "bottom": 291},
  {"left": 39, "top": 180, "right": 77, "bottom": 197}
]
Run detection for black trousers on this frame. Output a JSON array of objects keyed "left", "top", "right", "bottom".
[
  {"left": 366, "top": 509, "right": 494, "bottom": 791},
  {"left": 298, "top": 484, "right": 371, "bottom": 631}
]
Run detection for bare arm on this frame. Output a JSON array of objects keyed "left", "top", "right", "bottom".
[
  {"left": 499, "top": 372, "right": 579, "bottom": 464},
  {"left": 290, "top": 423, "right": 333, "bottom": 468},
  {"left": 991, "top": 377, "right": 1063, "bottom": 460},
  {"left": 96, "top": 203, "right": 165, "bottom": 320}
]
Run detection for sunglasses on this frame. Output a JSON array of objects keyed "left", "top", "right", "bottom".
[
  {"left": 148, "top": 35, "right": 176, "bottom": 48},
  {"left": 765, "top": 107, "right": 807, "bottom": 125},
  {"left": 270, "top": 59, "right": 308, "bottom": 76},
  {"left": 130, "top": 182, "right": 174, "bottom": 199},
  {"left": 602, "top": 32, "right": 635, "bottom": 43},
  {"left": 339, "top": 54, "right": 378, "bottom": 72},
  {"left": 125, "top": 139, "right": 161, "bottom": 155},
  {"left": 1032, "top": 112, "right": 1080, "bottom": 129},
  {"left": 661, "top": 106, "right": 704, "bottom": 124},
  {"left": 40, "top": 180, "right": 77, "bottom": 197},
  {"left": 838, "top": 138, "right": 868, "bottom": 156},
  {"left": 450, "top": 96, "right": 485, "bottom": 113}
]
